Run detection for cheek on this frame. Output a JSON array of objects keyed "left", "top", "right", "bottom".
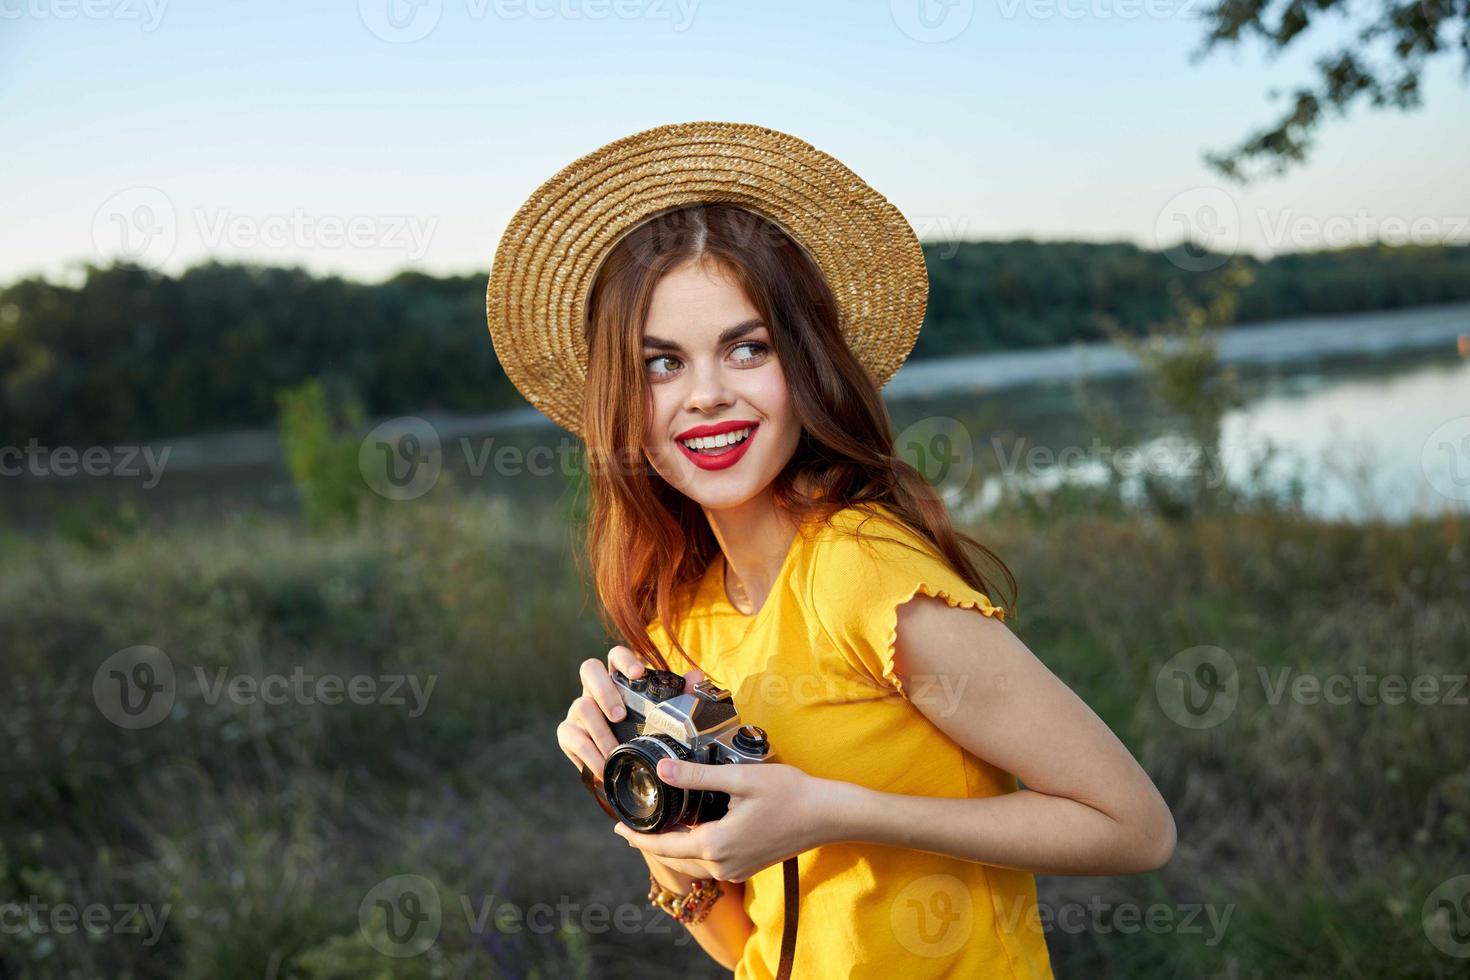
[{"left": 744, "top": 368, "right": 793, "bottom": 423}]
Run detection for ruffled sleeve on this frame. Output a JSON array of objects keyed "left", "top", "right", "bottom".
[{"left": 809, "top": 509, "right": 1006, "bottom": 699}]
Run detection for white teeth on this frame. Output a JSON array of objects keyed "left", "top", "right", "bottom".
[{"left": 680, "top": 426, "right": 753, "bottom": 451}]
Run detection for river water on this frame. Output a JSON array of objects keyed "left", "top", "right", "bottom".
[{"left": 4, "top": 303, "right": 1468, "bottom": 530}]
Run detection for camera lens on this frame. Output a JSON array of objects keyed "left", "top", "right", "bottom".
[
  {"left": 612, "top": 755, "right": 660, "bottom": 822},
  {"left": 604, "top": 735, "right": 690, "bottom": 832}
]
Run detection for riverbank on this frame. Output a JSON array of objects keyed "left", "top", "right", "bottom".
[
  {"left": 43, "top": 302, "right": 1470, "bottom": 475},
  {"left": 884, "top": 300, "right": 1470, "bottom": 398}
]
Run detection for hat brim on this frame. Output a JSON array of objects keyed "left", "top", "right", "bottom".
[{"left": 485, "top": 120, "right": 928, "bottom": 438}]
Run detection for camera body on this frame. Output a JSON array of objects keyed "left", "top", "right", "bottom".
[{"left": 598, "top": 668, "right": 771, "bottom": 832}]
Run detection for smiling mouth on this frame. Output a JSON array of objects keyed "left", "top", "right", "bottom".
[{"left": 678, "top": 425, "right": 755, "bottom": 456}]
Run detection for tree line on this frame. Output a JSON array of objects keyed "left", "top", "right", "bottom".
[{"left": 2, "top": 241, "right": 1466, "bottom": 445}]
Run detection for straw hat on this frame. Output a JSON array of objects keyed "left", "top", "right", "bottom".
[{"left": 484, "top": 120, "right": 929, "bottom": 438}]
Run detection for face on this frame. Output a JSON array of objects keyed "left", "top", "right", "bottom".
[{"left": 640, "top": 258, "right": 801, "bottom": 511}]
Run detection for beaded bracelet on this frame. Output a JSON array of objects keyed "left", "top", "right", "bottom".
[{"left": 648, "top": 873, "right": 723, "bottom": 925}]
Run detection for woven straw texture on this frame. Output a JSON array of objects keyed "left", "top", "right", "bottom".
[{"left": 484, "top": 120, "right": 928, "bottom": 437}]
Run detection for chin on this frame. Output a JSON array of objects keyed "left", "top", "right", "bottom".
[
  {"left": 683, "top": 480, "right": 765, "bottom": 511},
  {"left": 666, "top": 468, "right": 765, "bottom": 509},
  {"left": 649, "top": 449, "right": 774, "bottom": 511}
]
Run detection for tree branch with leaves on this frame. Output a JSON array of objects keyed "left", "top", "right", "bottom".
[{"left": 1194, "top": 0, "right": 1469, "bottom": 182}]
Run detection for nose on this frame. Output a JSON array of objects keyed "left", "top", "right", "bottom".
[{"left": 683, "top": 358, "right": 734, "bottom": 416}]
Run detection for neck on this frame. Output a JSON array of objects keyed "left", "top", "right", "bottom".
[{"left": 704, "top": 488, "right": 799, "bottom": 615}]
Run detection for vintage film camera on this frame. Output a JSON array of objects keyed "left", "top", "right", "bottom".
[{"left": 581, "top": 668, "right": 771, "bottom": 832}]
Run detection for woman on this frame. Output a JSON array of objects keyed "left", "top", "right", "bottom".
[{"left": 487, "top": 122, "right": 1175, "bottom": 979}]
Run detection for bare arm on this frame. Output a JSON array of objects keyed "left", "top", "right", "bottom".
[
  {"left": 821, "top": 594, "right": 1176, "bottom": 875},
  {"left": 640, "top": 850, "right": 752, "bottom": 971}
]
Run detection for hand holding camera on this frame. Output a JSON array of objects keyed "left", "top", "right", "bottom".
[
  {"left": 557, "top": 645, "right": 773, "bottom": 833},
  {"left": 559, "top": 646, "right": 818, "bottom": 890},
  {"left": 556, "top": 645, "right": 698, "bottom": 780}
]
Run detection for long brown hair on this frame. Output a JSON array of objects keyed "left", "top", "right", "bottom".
[{"left": 578, "top": 203, "right": 1016, "bottom": 673}]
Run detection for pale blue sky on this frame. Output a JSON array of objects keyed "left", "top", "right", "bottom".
[{"left": 4, "top": 0, "right": 1467, "bottom": 283}]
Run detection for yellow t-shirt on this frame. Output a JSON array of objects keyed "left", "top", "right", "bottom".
[{"left": 646, "top": 502, "right": 1055, "bottom": 979}]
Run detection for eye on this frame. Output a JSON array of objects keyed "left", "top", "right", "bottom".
[
  {"left": 731, "top": 341, "right": 769, "bottom": 365},
  {"left": 645, "top": 354, "right": 681, "bottom": 377}
]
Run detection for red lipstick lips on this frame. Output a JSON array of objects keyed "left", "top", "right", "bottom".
[{"left": 674, "top": 420, "right": 759, "bottom": 472}]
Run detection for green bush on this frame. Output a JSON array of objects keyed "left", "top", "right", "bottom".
[{"left": 275, "top": 379, "right": 370, "bottom": 529}]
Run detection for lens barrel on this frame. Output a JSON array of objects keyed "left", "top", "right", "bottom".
[{"left": 604, "top": 735, "right": 691, "bottom": 832}]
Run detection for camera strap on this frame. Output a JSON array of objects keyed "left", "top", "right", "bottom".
[
  {"left": 775, "top": 856, "right": 799, "bottom": 980},
  {"left": 581, "top": 761, "right": 799, "bottom": 976}
]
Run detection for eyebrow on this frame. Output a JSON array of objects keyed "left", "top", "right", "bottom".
[{"left": 641, "top": 318, "right": 767, "bottom": 352}]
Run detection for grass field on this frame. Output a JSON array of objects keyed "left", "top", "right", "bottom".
[{"left": 2, "top": 483, "right": 1466, "bottom": 978}]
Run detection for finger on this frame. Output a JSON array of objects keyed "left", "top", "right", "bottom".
[
  {"left": 606, "top": 645, "right": 646, "bottom": 680},
  {"left": 653, "top": 856, "right": 721, "bottom": 881},
  {"left": 655, "top": 758, "right": 749, "bottom": 795},
  {"left": 556, "top": 719, "right": 606, "bottom": 774},
  {"left": 612, "top": 824, "right": 719, "bottom": 878},
  {"left": 612, "top": 822, "right": 709, "bottom": 860},
  {"left": 579, "top": 657, "right": 627, "bottom": 723},
  {"left": 682, "top": 668, "right": 707, "bottom": 693},
  {"left": 571, "top": 696, "right": 620, "bottom": 760}
]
